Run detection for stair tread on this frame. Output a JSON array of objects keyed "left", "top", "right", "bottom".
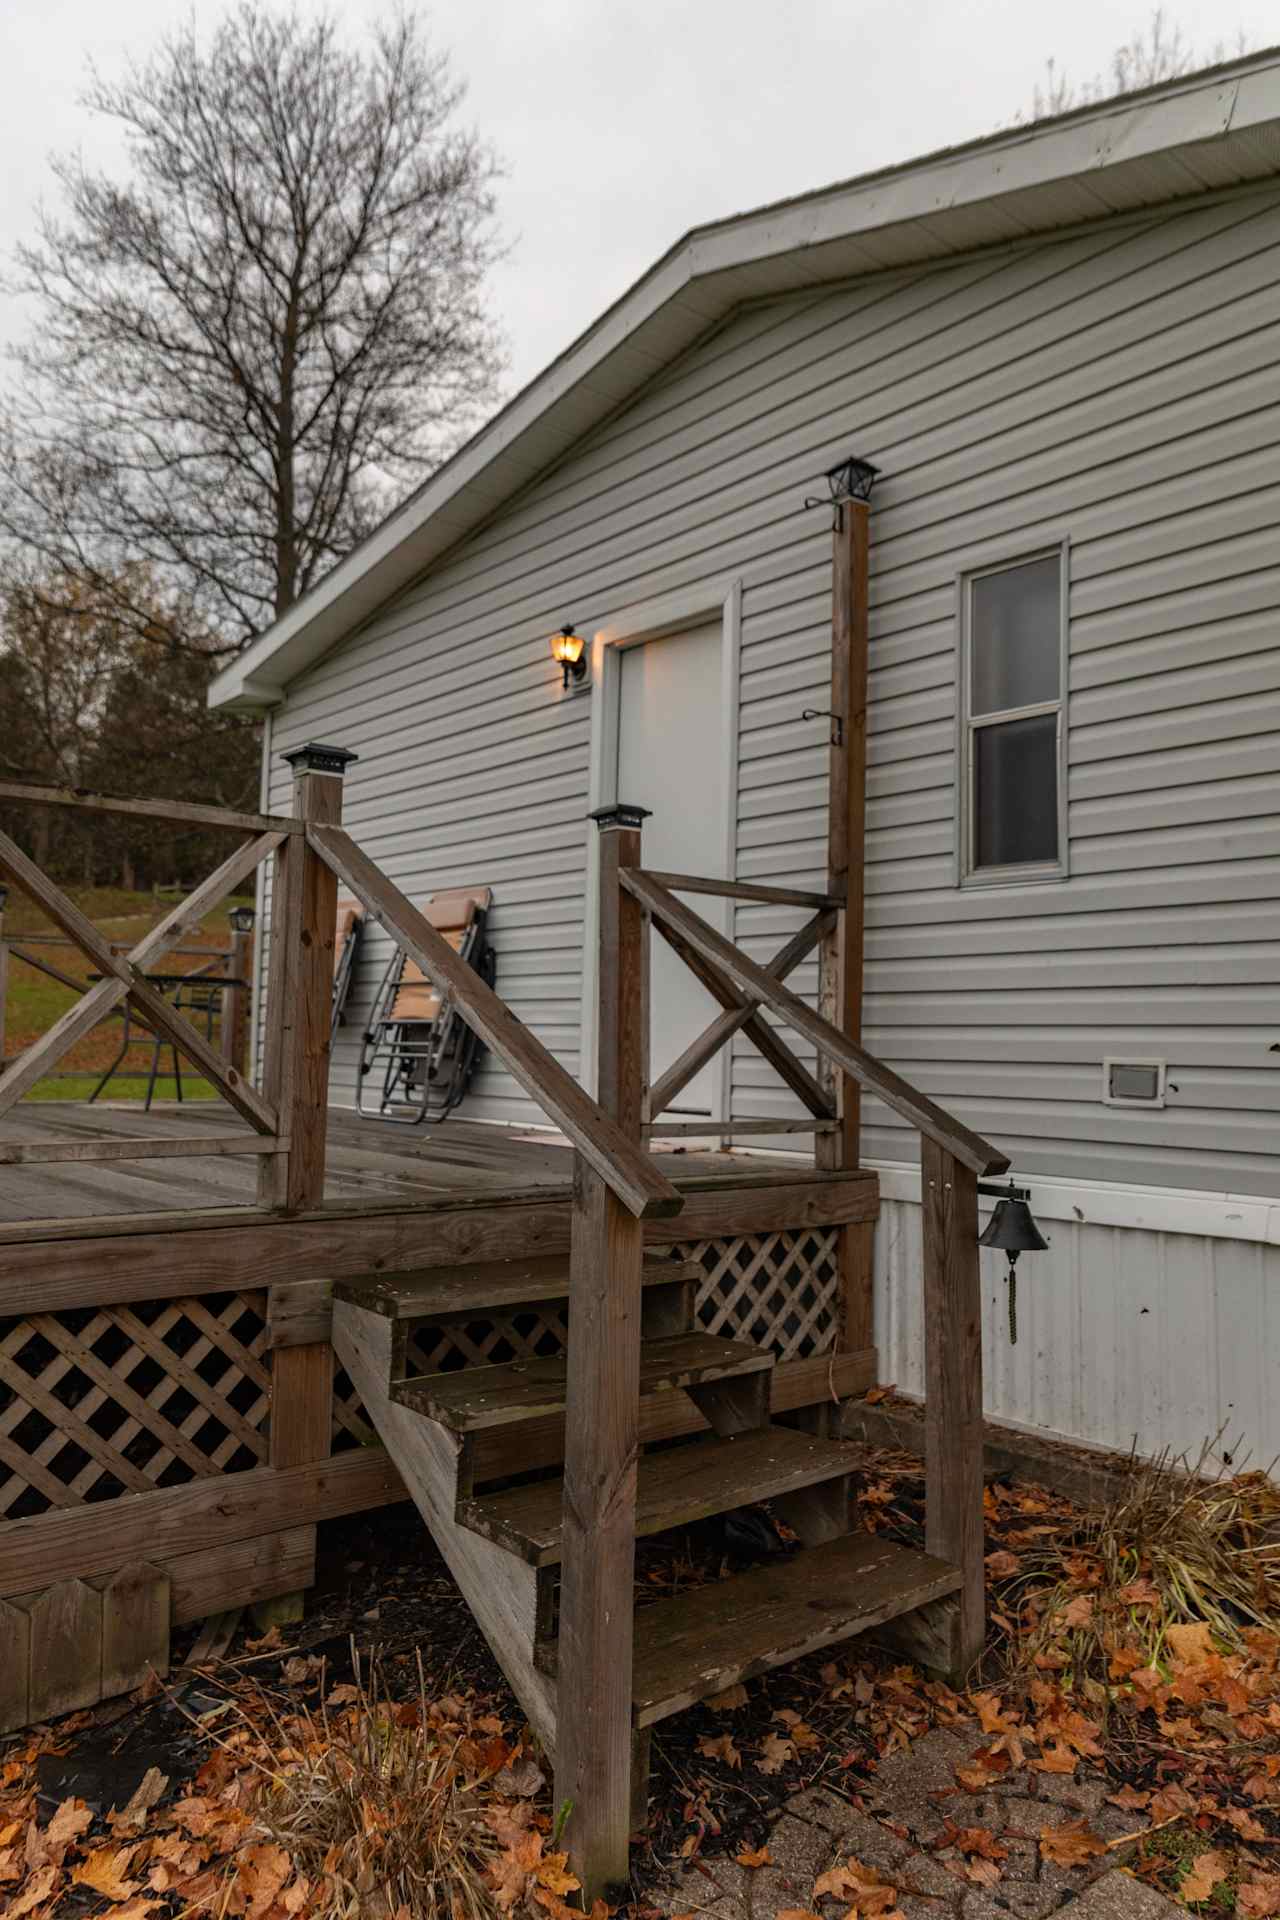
[
  {"left": 393, "top": 1331, "right": 773, "bottom": 1432},
  {"left": 630, "top": 1534, "right": 961, "bottom": 1727},
  {"left": 337, "top": 1254, "right": 699, "bottom": 1320},
  {"left": 460, "top": 1427, "right": 858, "bottom": 1565}
]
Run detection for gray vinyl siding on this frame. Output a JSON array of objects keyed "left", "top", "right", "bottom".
[{"left": 267, "top": 179, "right": 1280, "bottom": 1196}]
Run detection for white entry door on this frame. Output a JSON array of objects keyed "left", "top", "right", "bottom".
[{"left": 616, "top": 623, "right": 728, "bottom": 1118}]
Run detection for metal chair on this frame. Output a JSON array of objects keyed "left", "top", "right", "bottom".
[
  {"left": 332, "top": 897, "right": 364, "bottom": 1040},
  {"left": 356, "top": 887, "right": 494, "bottom": 1123}
]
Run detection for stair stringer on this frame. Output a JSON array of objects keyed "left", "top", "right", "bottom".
[{"left": 332, "top": 1300, "right": 558, "bottom": 1752}]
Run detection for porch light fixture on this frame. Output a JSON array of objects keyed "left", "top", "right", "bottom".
[
  {"left": 977, "top": 1179, "right": 1049, "bottom": 1347},
  {"left": 550, "top": 624, "right": 587, "bottom": 689},
  {"left": 228, "top": 905, "right": 256, "bottom": 934},
  {"left": 805, "top": 453, "right": 882, "bottom": 521}
]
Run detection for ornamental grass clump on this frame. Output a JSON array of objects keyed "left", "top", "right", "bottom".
[
  {"left": 249, "top": 1649, "right": 552, "bottom": 1920},
  {"left": 997, "top": 1441, "right": 1280, "bottom": 1694}
]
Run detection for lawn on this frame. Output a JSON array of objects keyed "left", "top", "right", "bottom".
[{"left": 1, "top": 883, "right": 253, "bottom": 1101}]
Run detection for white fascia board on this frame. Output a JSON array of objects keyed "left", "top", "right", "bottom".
[
  {"left": 871, "top": 1159, "right": 1280, "bottom": 1248},
  {"left": 209, "top": 51, "right": 1280, "bottom": 716}
]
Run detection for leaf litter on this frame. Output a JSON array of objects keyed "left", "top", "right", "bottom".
[{"left": 2, "top": 1435, "right": 1280, "bottom": 1915}]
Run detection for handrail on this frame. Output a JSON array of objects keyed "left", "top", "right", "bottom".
[
  {"left": 638, "top": 871, "right": 841, "bottom": 911},
  {"left": 621, "top": 868, "right": 1010, "bottom": 1179},
  {"left": 306, "top": 823, "right": 683, "bottom": 1221},
  {"left": 0, "top": 777, "right": 302, "bottom": 837}
]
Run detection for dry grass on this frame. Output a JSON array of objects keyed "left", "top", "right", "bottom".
[
  {"left": 999, "top": 1441, "right": 1280, "bottom": 1691},
  {"left": 243, "top": 1651, "right": 520, "bottom": 1920}
]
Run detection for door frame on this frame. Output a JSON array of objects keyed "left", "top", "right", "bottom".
[{"left": 579, "top": 575, "right": 742, "bottom": 1116}]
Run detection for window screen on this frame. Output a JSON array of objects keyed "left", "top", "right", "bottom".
[{"left": 963, "top": 551, "right": 1064, "bottom": 878}]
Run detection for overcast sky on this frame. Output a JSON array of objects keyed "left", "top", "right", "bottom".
[{"left": 2, "top": 0, "right": 1276, "bottom": 399}]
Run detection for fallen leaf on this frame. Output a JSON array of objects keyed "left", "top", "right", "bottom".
[
  {"left": 1166, "top": 1623, "right": 1216, "bottom": 1668},
  {"left": 44, "top": 1798, "right": 93, "bottom": 1854},
  {"left": 72, "top": 1843, "right": 142, "bottom": 1902},
  {"left": 6, "top": 1864, "right": 59, "bottom": 1917},
  {"left": 1034, "top": 1741, "right": 1077, "bottom": 1776},
  {"left": 985, "top": 1550, "right": 1020, "bottom": 1578},
  {"left": 1149, "top": 1784, "right": 1197, "bottom": 1824},
  {"left": 1239, "top": 1877, "right": 1280, "bottom": 1919},
  {"left": 736, "top": 1845, "right": 771, "bottom": 1868},
  {"left": 326, "top": 1683, "right": 360, "bottom": 1706},
  {"left": 1039, "top": 1822, "right": 1105, "bottom": 1869},
  {"left": 697, "top": 1733, "right": 741, "bottom": 1770},
  {"left": 236, "top": 1841, "right": 293, "bottom": 1920},
  {"left": 755, "top": 1731, "right": 795, "bottom": 1775},
  {"left": 111, "top": 1903, "right": 163, "bottom": 1920},
  {"left": 813, "top": 1858, "right": 898, "bottom": 1914},
  {"left": 1057, "top": 1594, "right": 1094, "bottom": 1629},
  {"left": 1223, "top": 1806, "right": 1268, "bottom": 1841},
  {"left": 535, "top": 1851, "right": 579, "bottom": 1896},
  {"left": 111, "top": 1768, "right": 169, "bottom": 1832},
  {"left": 706, "top": 1682, "right": 749, "bottom": 1711},
  {"left": 1181, "top": 1851, "right": 1230, "bottom": 1905},
  {"left": 1107, "top": 1786, "right": 1150, "bottom": 1812}
]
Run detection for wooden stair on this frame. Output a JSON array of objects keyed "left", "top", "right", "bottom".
[{"left": 331, "top": 1249, "right": 961, "bottom": 1839}]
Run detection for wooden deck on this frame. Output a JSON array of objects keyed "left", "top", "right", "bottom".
[{"left": 0, "top": 1102, "right": 828, "bottom": 1229}]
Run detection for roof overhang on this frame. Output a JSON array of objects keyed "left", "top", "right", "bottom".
[{"left": 210, "top": 49, "right": 1280, "bottom": 712}]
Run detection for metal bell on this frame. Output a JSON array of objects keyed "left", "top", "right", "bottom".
[{"left": 978, "top": 1194, "right": 1049, "bottom": 1267}]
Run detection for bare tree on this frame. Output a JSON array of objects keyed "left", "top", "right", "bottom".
[
  {"left": 1, "top": 5, "right": 504, "bottom": 654},
  {"left": 1026, "top": 8, "right": 1254, "bottom": 122}
]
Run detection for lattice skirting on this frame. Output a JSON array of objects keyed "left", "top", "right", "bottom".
[
  {"left": 0, "top": 1292, "right": 270, "bottom": 1521},
  {"left": 675, "top": 1229, "right": 840, "bottom": 1362},
  {"left": 0, "top": 1233, "right": 842, "bottom": 1502}
]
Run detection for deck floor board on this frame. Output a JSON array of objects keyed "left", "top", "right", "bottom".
[{"left": 0, "top": 1104, "right": 820, "bottom": 1227}]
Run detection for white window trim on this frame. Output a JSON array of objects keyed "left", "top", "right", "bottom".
[{"left": 954, "top": 539, "right": 1070, "bottom": 888}]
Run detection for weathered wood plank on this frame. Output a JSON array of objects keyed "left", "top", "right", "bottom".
[
  {"left": 921, "top": 1141, "right": 985, "bottom": 1679},
  {"left": 338, "top": 1254, "right": 698, "bottom": 1320},
  {"left": 0, "top": 1598, "right": 30, "bottom": 1734},
  {"left": 99, "top": 1562, "right": 170, "bottom": 1698},
  {"left": 622, "top": 1534, "right": 960, "bottom": 1727},
  {"left": 0, "top": 1450, "right": 404, "bottom": 1600},
  {"left": 0, "top": 1135, "right": 287, "bottom": 1166},
  {"left": 307, "top": 823, "right": 682, "bottom": 1223},
  {"left": 461, "top": 1425, "right": 859, "bottom": 1566},
  {"left": 167, "top": 1526, "right": 316, "bottom": 1625},
  {"left": 0, "top": 778, "right": 301, "bottom": 837},
  {"left": 0, "top": 1173, "right": 879, "bottom": 1309},
  {"left": 468, "top": 1348, "right": 877, "bottom": 1482},
  {"left": 627, "top": 872, "right": 1008, "bottom": 1176},
  {"left": 395, "top": 1328, "right": 771, "bottom": 1432},
  {"left": 332, "top": 1298, "right": 557, "bottom": 1750},
  {"left": 23, "top": 1578, "right": 102, "bottom": 1721},
  {"left": 637, "top": 871, "right": 839, "bottom": 910},
  {"left": 267, "top": 1278, "right": 335, "bottom": 1348}
]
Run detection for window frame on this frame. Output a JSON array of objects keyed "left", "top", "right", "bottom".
[{"left": 955, "top": 539, "right": 1070, "bottom": 888}]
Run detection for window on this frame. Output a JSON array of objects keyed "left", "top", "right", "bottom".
[{"left": 959, "top": 548, "right": 1067, "bottom": 882}]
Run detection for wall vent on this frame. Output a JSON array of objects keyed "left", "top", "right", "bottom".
[{"left": 1103, "top": 1058, "right": 1166, "bottom": 1108}]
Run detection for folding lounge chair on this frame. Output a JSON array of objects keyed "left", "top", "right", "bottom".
[
  {"left": 356, "top": 886, "right": 495, "bottom": 1123},
  {"left": 332, "top": 896, "right": 364, "bottom": 1040}
]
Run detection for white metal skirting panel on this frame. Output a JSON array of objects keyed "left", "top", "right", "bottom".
[{"left": 874, "top": 1192, "right": 1280, "bottom": 1468}]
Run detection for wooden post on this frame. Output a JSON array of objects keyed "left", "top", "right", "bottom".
[
  {"left": 556, "top": 803, "right": 648, "bottom": 1901},
  {"left": 921, "top": 1137, "right": 985, "bottom": 1677},
  {"left": 220, "top": 909, "right": 255, "bottom": 1083},
  {"left": 817, "top": 488, "right": 874, "bottom": 1356},
  {"left": 0, "top": 884, "right": 8, "bottom": 1073},
  {"left": 259, "top": 743, "right": 357, "bottom": 1623}
]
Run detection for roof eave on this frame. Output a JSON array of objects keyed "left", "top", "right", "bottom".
[{"left": 209, "top": 50, "right": 1280, "bottom": 714}]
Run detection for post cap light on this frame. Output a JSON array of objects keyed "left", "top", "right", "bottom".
[
  {"left": 281, "top": 742, "right": 360, "bottom": 775},
  {"left": 228, "top": 905, "right": 257, "bottom": 934},
  {"left": 550, "top": 624, "right": 587, "bottom": 689},
  {"left": 588, "top": 802, "right": 652, "bottom": 832}
]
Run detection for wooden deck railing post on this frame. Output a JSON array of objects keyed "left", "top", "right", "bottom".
[
  {"left": 0, "top": 885, "right": 8, "bottom": 1073},
  {"left": 921, "top": 1137, "right": 985, "bottom": 1677},
  {"left": 258, "top": 743, "right": 357, "bottom": 1622},
  {"left": 817, "top": 480, "right": 875, "bottom": 1358},
  {"left": 220, "top": 909, "right": 255, "bottom": 1084},
  {"left": 556, "top": 803, "right": 649, "bottom": 1901}
]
